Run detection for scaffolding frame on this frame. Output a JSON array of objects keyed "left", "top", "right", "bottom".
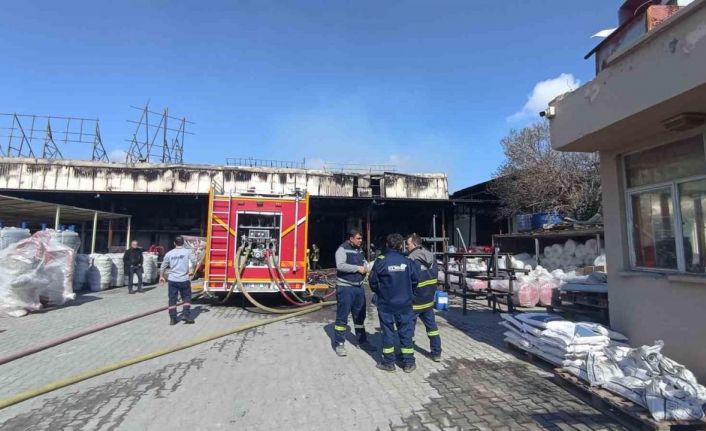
[
  {"left": 0, "top": 113, "right": 108, "bottom": 162},
  {"left": 125, "top": 103, "right": 194, "bottom": 164}
]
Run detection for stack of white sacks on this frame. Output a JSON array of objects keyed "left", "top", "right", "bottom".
[
  {"left": 73, "top": 254, "right": 90, "bottom": 291},
  {"left": 0, "top": 227, "right": 31, "bottom": 250},
  {"left": 0, "top": 231, "right": 76, "bottom": 317},
  {"left": 501, "top": 313, "right": 706, "bottom": 421},
  {"left": 107, "top": 253, "right": 126, "bottom": 287},
  {"left": 87, "top": 254, "right": 112, "bottom": 291},
  {"left": 142, "top": 252, "right": 159, "bottom": 284},
  {"left": 540, "top": 238, "right": 604, "bottom": 272}
]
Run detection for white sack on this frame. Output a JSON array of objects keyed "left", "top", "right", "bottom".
[
  {"left": 0, "top": 227, "right": 31, "bottom": 250},
  {"left": 88, "top": 254, "right": 112, "bottom": 291},
  {"left": 0, "top": 231, "right": 76, "bottom": 316}
]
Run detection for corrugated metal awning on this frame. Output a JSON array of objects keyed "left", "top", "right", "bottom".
[{"left": 0, "top": 194, "right": 129, "bottom": 224}]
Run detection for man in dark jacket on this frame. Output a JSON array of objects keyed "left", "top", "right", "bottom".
[
  {"left": 406, "top": 233, "right": 442, "bottom": 362},
  {"left": 369, "top": 233, "right": 418, "bottom": 373},
  {"left": 123, "top": 240, "right": 144, "bottom": 294}
]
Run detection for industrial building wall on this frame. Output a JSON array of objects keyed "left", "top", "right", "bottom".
[
  {"left": 307, "top": 198, "right": 451, "bottom": 267},
  {"left": 0, "top": 190, "right": 451, "bottom": 266},
  {"left": 601, "top": 148, "right": 706, "bottom": 382},
  {"left": 0, "top": 158, "right": 449, "bottom": 199}
]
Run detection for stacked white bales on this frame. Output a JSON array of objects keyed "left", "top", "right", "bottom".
[
  {"left": 0, "top": 227, "right": 31, "bottom": 250},
  {"left": 142, "top": 252, "right": 159, "bottom": 284},
  {"left": 539, "top": 238, "right": 605, "bottom": 272},
  {"left": 87, "top": 254, "right": 112, "bottom": 291}
]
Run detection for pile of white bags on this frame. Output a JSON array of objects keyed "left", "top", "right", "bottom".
[
  {"left": 107, "top": 253, "right": 126, "bottom": 287},
  {"left": 0, "top": 231, "right": 76, "bottom": 317},
  {"left": 87, "top": 254, "right": 112, "bottom": 291},
  {"left": 501, "top": 313, "right": 706, "bottom": 422},
  {"left": 592, "top": 341, "right": 706, "bottom": 421},
  {"left": 142, "top": 252, "right": 159, "bottom": 284},
  {"left": 0, "top": 227, "right": 31, "bottom": 250},
  {"left": 501, "top": 313, "right": 620, "bottom": 369},
  {"left": 73, "top": 254, "right": 90, "bottom": 291},
  {"left": 539, "top": 238, "right": 605, "bottom": 272},
  {"left": 498, "top": 253, "right": 535, "bottom": 270}
]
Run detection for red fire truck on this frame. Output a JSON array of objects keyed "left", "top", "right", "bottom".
[{"left": 204, "top": 189, "right": 310, "bottom": 296}]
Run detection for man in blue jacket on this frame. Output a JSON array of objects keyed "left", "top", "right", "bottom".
[{"left": 369, "top": 233, "right": 418, "bottom": 373}]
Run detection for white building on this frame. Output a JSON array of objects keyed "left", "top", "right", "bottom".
[{"left": 548, "top": 0, "right": 706, "bottom": 380}]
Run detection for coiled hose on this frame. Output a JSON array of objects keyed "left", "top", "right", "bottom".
[
  {"left": 222, "top": 245, "right": 332, "bottom": 314},
  {"left": 220, "top": 245, "right": 250, "bottom": 304},
  {"left": 266, "top": 254, "right": 312, "bottom": 305}
]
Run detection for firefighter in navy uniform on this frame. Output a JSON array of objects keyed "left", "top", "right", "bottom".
[
  {"left": 370, "top": 233, "right": 419, "bottom": 373},
  {"left": 333, "top": 229, "right": 373, "bottom": 357},
  {"left": 406, "top": 233, "right": 442, "bottom": 362}
]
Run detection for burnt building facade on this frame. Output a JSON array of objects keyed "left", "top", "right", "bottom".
[{"left": 0, "top": 158, "right": 449, "bottom": 266}]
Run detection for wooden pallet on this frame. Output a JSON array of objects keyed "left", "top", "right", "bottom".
[
  {"left": 554, "top": 369, "right": 706, "bottom": 431},
  {"left": 503, "top": 340, "right": 559, "bottom": 370}
]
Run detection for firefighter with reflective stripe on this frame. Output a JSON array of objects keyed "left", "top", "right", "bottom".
[
  {"left": 406, "top": 233, "right": 442, "bottom": 362},
  {"left": 369, "top": 233, "right": 419, "bottom": 373},
  {"left": 332, "top": 229, "right": 373, "bottom": 357}
]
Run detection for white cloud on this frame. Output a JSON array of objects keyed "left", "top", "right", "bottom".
[
  {"left": 508, "top": 73, "right": 580, "bottom": 123},
  {"left": 108, "top": 149, "right": 127, "bottom": 163}
]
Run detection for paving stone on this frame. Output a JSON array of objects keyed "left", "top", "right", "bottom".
[{"left": 0, "top": 294, "right": 627, "bottom": 430}]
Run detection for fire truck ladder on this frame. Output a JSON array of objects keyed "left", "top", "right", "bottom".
[{"left": 208, "top": 194, "right": 233, "bottom": 290}]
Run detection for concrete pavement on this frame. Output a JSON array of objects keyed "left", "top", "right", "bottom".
[{"left": 0, "top": 286, "right": 626, "bottom": 430}]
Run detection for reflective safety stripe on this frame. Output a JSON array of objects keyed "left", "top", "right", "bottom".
[
  {"left": 354, "top": 324, "right": 365, "bottom": 329},
  {"left": 168, "top": 306, "right": 177, "bottom": 310},
  {"left": 427, "top": 330, "right": 440, "bottom": 337},
  {"left": 417, "top": 279, "right": 437, "bottom": 287},
  {"left": 412, "top": 301, "right": 434, "bottom": 310},
  {"left": 382, "top": 347, "right": 395, "bottom": 354},
  {"left": 334, "top": 325, "right": 347, "bottom": 331},
  {"left": 400, "top": 347, "right": 414, "bottom": 354},
  {"left": 183, "top": 302, "right": 191, "bottom": 307},
  {"left": 376, "top": 255, "right": 385, "bottom": 259}
]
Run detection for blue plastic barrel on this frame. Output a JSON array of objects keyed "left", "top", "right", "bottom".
[{"left": 434, "top": 290, "right": 449, "bottom": 311}]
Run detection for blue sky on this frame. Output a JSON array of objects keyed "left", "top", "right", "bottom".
[{"left": 0, "top": 1, "right": 617, "bottom": 191}]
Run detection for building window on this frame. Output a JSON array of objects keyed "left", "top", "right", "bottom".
[
  {"left": 630, "top": 188, "right": 677, "bottom": 269},
  {"left": 625, "top": 134, "right": 706, "bottom": 273},
  {"left": 680, "top": 179, "right": 706, "bottom": 273}
]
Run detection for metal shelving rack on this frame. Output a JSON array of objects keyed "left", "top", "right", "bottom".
[{"left": 438, "top": 249, "right": 529, "bottom": 315}]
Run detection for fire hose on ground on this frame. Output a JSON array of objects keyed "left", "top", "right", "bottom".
[
  {"left": 0, "top": 290, "right": 204, "bottom": 367},
  {"left": 266, "top": 254, "right": 313, "bottom": 306},
  {"left": 0, "top": 303, "right": 332, "bottom": 410},
  {"left": 0, "top": 247, "right": 338, "bottom": 409}
]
